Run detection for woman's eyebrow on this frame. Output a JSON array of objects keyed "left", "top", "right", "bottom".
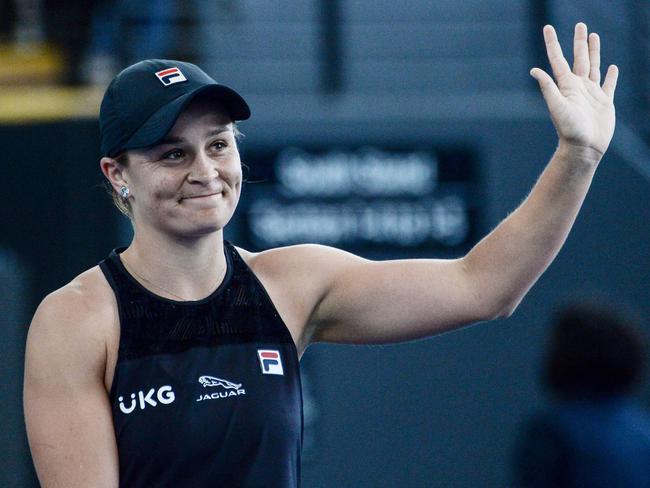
[
  {"left": 154, "top": 126, "right": 231, "bottom": 148},
  {"left": 156, "top": 125, "right": 230, "bottom": 146},
  {"left": 205, "top": 126, "right": 231, "bottom": 137}
]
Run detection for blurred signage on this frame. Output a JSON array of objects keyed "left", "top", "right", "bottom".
[{"left": 240, "top": 146, "right": 478, "bottom": 252}]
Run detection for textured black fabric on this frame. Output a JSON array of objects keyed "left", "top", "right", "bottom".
[{"left": 99, "top": 241, "right": 303, "bottom": 487}]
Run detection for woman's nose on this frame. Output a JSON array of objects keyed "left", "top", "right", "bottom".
[{"left": 187, "top": 152, "right": 218, "bottom": 183}]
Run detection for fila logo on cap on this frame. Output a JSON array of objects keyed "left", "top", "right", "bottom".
[
  {"left": 155, "top": 67, "right": 187, "bottom": 86},
  {"left": 257, "top": 349, "right": 284, "bottom": 375}
]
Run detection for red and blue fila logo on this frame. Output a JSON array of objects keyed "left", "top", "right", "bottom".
[
  {"left": 155, "top": 67, "right": 187, "bottom": 86},
  {"left": 257, "top": 349, "right": 284, "bottom": 376}
]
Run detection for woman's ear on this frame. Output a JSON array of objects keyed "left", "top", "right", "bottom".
[
  {"left": 100, "top": 156, "right": 129, "bottom": 193},
  {"left": 241, "top": 161, "right": 250, "bottom": 183}
]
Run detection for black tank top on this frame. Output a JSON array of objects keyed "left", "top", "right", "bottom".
[{"left": 99, "top": 241, "right": 303, "bottom": 487}]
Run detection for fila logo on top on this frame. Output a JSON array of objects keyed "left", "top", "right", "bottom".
[
  {"left": 257, "top": 349, "right": 284, "bottom": 375},
  {"left": 155, "top": 67, "right": 187, "bottom": 86}
]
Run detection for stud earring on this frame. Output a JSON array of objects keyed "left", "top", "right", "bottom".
[{"left": 120, "top": 186, "right": 130, "bottom": 199}]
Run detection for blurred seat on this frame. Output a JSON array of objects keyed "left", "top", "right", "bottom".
[{"left": 0, "top": 42, "right": 63, "bottom": 85}]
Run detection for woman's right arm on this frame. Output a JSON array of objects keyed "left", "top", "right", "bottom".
[{"left": 24, "top": 287, "right": 119, "bottom": 487}]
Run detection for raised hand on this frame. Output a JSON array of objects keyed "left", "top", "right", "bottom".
[{"left": 530, "top": 23, "right": 618, "bottom": 158}]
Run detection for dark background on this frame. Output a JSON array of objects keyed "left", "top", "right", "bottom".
[{"left": 2, "top": 1, "right": 649, "bottom": 487}]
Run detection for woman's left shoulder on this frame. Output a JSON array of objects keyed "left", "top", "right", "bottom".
[{"left": 234, "top": 243, "right": 364, "bottom": 275}]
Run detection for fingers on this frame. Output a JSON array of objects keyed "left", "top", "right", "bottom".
[
  {"left": 543, "top": 25, "right": 571, "bottom": 80},
  {"left": 572, "top": 22, "right": 590, "bottom": 77},
  {"left": 602, "top": 65, "right": 619, "bottom": 100},
  {"left": 537, "top": 23, "right": 617, "bottom": 108},
  {"left": 588, "top": 32, "right": 601, "bottom": 83}
]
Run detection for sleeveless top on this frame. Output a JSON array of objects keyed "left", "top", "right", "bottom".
[{"left": 99, "top": 241, "right": 303, "bottom": 487}]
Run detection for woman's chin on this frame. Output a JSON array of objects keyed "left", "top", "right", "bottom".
[
  {"left": 180, "top": 221, "right": 224, "bottom": 237},
  {"left": 155, "top": 215, "right": 224, "bottom": 239}
]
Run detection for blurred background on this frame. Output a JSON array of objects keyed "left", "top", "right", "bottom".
[{"left": 1, "top": 1, "right": 649, "bottom": 487}]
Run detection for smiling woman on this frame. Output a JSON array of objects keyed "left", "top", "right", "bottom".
[
  {"left": 24, "top": 22, "right": 620, "bottom": 488},
  {"left": 107, "top": 122, "right": 243, "bottom": 218},
  {"left": 102, "top": 100, "right": 243, "bottom": 238}
]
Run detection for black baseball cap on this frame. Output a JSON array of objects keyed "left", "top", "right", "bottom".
[{"left": 99, "top": 59, "right": 250, "bottom": 157}]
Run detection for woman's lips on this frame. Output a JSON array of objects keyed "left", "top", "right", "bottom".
[{"left": 183, "top": 192, "right": 222, "bottom": 200}]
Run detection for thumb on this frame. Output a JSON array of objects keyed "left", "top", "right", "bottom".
[{"left": 530, "top": 67, "right": 563, "bottom": 109}]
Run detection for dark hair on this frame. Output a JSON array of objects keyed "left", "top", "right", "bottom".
[{"left": 543, "top": 302, "right": 645, "bottom": 399}]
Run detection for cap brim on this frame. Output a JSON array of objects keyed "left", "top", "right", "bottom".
[{"left": 121, "top": 84, "right": 250, "bottom": 153}]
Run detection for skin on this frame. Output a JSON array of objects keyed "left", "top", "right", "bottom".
[{"left": 24, "top": 23, "right": 618, "bottom": 487}]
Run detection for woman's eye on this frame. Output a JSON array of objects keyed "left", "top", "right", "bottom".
[
  {"left": 162, "top": 149, "right": 183, "bottom": 160},
  {"left": 212, "top": 141, "right": 227, "bottom": 150}
]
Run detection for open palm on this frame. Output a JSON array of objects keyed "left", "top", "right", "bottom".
[{"left": 530, "top": 23, "right": 618, "bottom": 157}]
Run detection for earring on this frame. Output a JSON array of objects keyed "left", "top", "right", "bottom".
[{"left": 120, "top": 186, "right": 130, "bottom": 199}]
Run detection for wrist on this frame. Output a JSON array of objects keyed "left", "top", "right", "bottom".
[{"left": 556, "top": 140, "right": 604, "bottom": 167}]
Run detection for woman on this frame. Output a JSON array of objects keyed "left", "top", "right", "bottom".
[{"left": 24, "top": 23, "right": 618, "bottom": 487}]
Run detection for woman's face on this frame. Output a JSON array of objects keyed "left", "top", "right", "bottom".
[{"left": 119, "top": 99, "right": 243, "bottom": 239}]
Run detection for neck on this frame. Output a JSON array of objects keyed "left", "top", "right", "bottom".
[{"left": 120, "top": 224, "right": 227, "bottom": 301}]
